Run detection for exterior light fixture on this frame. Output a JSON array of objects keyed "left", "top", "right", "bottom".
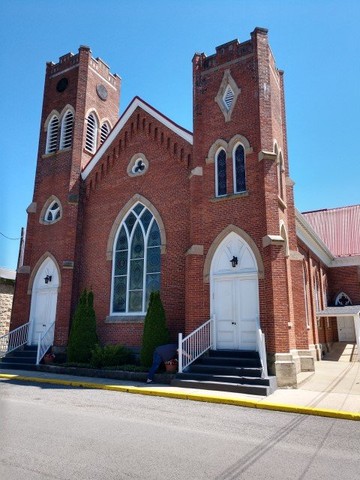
[
  {"left": 230, "top": 256, "right": 238, "bottom": 268},
  {"left": 44, "top": 275, "right": 52, "bottom": 284}
]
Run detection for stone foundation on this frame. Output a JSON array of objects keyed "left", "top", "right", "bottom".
[
  {"left": 0, "top": 283, "right": 14, "bottom": 338},
  {"left": 270, "top": 349, "right": 315, "bottom": 388}
]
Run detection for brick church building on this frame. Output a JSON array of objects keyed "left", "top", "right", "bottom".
[{"left": 10, "top": 28, "right": 360, "bottom": 387}]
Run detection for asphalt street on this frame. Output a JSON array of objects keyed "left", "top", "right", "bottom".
[{"left": 0, "top": 380, "right": 359, "bottom": 479}]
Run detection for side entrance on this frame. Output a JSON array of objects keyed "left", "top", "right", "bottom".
[
  {"left": 28, "top": 257, "right": 59, "bottom": 346},
  {"left": 211, "top": 231, "right": 260, "bottom": 351}
]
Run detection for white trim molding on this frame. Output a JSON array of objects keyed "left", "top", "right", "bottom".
[{"left": 82, "top": 97, "right": 193, "bottom": 180}]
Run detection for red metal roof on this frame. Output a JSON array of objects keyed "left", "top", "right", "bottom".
[{"left": 302, "top": 205, "right": 360, "bottom": 257}]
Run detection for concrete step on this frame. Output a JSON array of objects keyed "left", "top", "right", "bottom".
[
  {"left": 171, "top": 378, "right": 272, "bottom": 396},
  {"left": 197, "top": 356, "right": 261, "bottom": 368},
  {"left": 176, "top": 371, "right": 272, "bottom": 386},
  {"left": 189, "top": 364, "right": 263, "bottom": 377}
]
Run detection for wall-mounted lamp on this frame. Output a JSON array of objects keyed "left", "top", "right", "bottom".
[
  {"left": 230, "top": 256, "right": 238, "bottom": 268},
  {"left": 44, "top": 275, "right": 52, "bottom": 284}
]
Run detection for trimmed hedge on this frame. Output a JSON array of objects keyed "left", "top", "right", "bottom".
[
  {"left": 90, "top": 344, "right": 133, "bottom": 368},
  {"left": 140, "top": 291, "right": 170, "bottom": 367},
  {"left": 67, "top": 290, "right": 98, "bottom": 363}
]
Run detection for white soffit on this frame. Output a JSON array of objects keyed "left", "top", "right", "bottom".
[{"left": 82, "top": 97, "right": 193, "bottom": 180}]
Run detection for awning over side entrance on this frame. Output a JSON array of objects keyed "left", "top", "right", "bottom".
[{"left": 316, "top": 306, "right": 360, "bottom": 362}]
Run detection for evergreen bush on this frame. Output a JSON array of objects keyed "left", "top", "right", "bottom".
[
  {"left": 67, "top": 289, "right": 98, "bottom": 363},
  {"left": 90, "top": 344, "right": 133, "bottom": 368},
  {"left": 140, "top": 291, "right": 170, "bottom": 367}
]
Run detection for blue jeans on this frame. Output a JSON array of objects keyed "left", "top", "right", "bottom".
[{"left": 147, "top": 351, "right": 162, "bottom": 381}]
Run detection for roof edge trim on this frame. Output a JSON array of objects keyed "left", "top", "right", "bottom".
[{"left": 81, "top": 97, "right": 193, "bottom": 180}]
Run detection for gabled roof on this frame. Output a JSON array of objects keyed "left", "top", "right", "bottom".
[
  {"left": 302, "top": 205, "right": 360, "bottom": 257},
  {"left": 82, "top": 96, "right": 193, "bottom": 180}
]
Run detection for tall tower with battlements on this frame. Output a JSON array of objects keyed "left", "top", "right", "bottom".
[{"left": 12, "top": 47, "right": 120, "bottom": 347}]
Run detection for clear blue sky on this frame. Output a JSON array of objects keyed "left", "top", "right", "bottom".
[{"left": 1, "top": 0, "right": 359, "bottom": 270}]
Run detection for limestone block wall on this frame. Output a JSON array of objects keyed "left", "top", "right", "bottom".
[{"left": 0, "top": 283, "right": 14, "bottom": 337}]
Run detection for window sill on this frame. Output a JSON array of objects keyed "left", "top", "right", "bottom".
[
  {"left": 105, "top": 315, "right": 145, "bottom": 324},
  {"left": 211, "top": 191, "right": 249, "bottom": 202},
  {"left": 278, "top": 196, "right": 287, "bottom": 210}
]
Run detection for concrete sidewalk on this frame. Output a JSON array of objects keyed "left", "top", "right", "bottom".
[{"left": 1, "top": 360, "right": 359, "bottom": 421}]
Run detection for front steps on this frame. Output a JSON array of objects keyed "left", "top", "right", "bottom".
[
  {"left": 0, "top": 345, "right": 38, "bottom": 371},
  {"left": 172, "top": 349, "right": 277, "bottom": 396}
]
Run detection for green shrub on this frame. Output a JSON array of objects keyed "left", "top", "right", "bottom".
[
  {"left": 140, "top": 291, "right": 170, "bottom": 367},
  {"left": 67, "top": 290, "right": 98, "bottom": 363},
  {"left": 90, "top": 344, "right": 133, "bottom": 368}
]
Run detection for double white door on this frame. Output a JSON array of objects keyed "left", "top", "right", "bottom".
[{"left": 213, "top": 275, "right": 258, "bottom": 350}]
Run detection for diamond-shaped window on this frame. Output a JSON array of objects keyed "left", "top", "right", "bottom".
[{"left": 223, "top": 86, "right": 234, "bottom": 111}]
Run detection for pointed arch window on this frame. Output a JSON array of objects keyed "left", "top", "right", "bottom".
[
  {"left": 46, "top": 115, "right": 59, "bottom": 154},
  {"left": 44, "top": 200, "right": 62, "bottom": 223},
  {"left": 215, "top": 148, "right": 227, "bottom": 197},
  {"left": 233, "top": 144, "right": 246, "bottom": 193},
  {"left": 278, "top": 152, "right": 285, "bottom": 199},
  {"left": 60, "top": 110, "right": 74, "bottom": 149},
  {"left": 112, "top": 204, "right": 161, "bottom": 314},
  {"left": 335, "top": 292, "right": 352, "bottom": 306},
  {"left": 100, "top": 121, "right": 110, "bottom": 144},
  {"left": 85, "top": 113, "right": 98, "bottom": 153}
]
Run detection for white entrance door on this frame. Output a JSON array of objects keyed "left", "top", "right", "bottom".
[
  {"left": 337, "top": 316, "right": 356, "bottom": 342},
  {"left": 29, "top": 257, "right": 59, "bottom": 345},
  {"left": 210, "top": 231, "right": 260, "bottom": 351},
  {"left": 214, "top": 276, "right": 258, "bottom": 350}
]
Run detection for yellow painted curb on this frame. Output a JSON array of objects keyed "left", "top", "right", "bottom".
[{"left": 1, "top": 373, "right": 359, "bottom": 421}]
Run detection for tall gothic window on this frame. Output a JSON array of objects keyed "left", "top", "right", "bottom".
[
  {"left": 60, "top": 110, "right": 74, "bottom": 149},
  {"left": 45, "top": 115, "right": 59, "bottom": 154},
  {"left": 85, "top": 112, "right": 98, "bottom": 153},
  {"left": 112, "top": 204, "right": 161, "bottom": 314},
  {"left": 215, "top": 148, "right": 227, "bottom": 196},
  {"left": 233, "top": 143, "right": 246, "bottom": 193}
]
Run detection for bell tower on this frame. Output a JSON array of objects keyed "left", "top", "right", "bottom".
[
  {"left": 187, "top": 28, "right": 307, "bottom": 368},
  {"left": 11, "top": 46, "right": 121, "bottom": 348}
]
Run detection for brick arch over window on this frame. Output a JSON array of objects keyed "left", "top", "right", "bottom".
[
  {"left": 203, "top": 224, "right": 264, "bottom": 283},
  {"left": 106, "top": 194, "right": 166, "bottom": 261},
  {"left": 27, "top": 252, "right": 61, "bottom": 294}
]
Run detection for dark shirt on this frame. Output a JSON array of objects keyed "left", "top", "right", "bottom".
[{"left": 155, "top": 343, "right": 178, "bottom": 362}]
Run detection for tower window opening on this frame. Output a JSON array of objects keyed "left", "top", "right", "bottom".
[
  {"left": 60, "top": 110, "right": 74, "bottom": 149},
  {"left": 85, "top": 113, "right": 98, "bottom": 153},
  {"left": 46, "top": 115, "right": 59, "bottom": 154}
]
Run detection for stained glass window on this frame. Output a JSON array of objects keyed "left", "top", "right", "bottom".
[
  {"left": 216, "top": 149, "right": 227, "bottom": 196},
  {"left": 234, "top": 144, "right": 246, "bottom": 193},
  {"left": 112, "top": 204, "right": 161, "bottom": 314}
]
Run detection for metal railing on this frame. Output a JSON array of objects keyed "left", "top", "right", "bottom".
[
  {"left": 178, "top": 316, "right": 214, "bottom": 373},
  {"left": 256, "top": 328, "right": 268, "bottom": 378},
  {"left": 0, "top": 322, "right": 30, "bottom": 358},
  {"left": 36, "top": 321, "right": 55, "bottom": 365}
]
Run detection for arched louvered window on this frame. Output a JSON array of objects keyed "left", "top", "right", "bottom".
[
  {"left": 85, "top": 113, "right": 98, "bottom": 153},
  {"left": 112, "top": 203, "right": 161, "bottom": 314},
  {"left": 60, "top": 110, "right": 74, "bottom": 149},
  {"left": 278, "top": 152, "right": 285, "bottom": 199},
  {"left": 100, "top": 122, "right": 110, "bottom": 144},
  {"left": 215, "top": 148, "right": 227, "bottom": 197},
  {"left": 233, "top": 144, "right": 246, "bottom": 193},
  {"left": 45, "top": 115, "right": 59, "bottom": 154},
  {"left": 44, "top": 200, "right": 61, "bottom": 223}
]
